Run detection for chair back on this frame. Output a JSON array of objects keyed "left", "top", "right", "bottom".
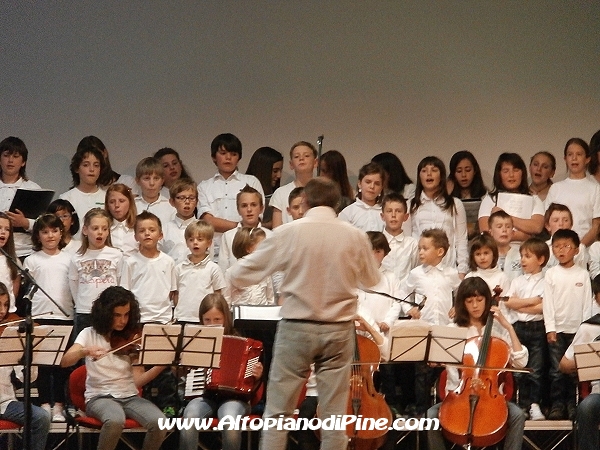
[{"left": 69, "top": 365, "right": 88, "bottom": 412}]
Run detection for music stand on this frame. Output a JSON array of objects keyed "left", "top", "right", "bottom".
[
  {"left": 137, "top": 324, "right": 224, "bottom": 368},
  {"left": 389, "top": 320, "right": 467, "bottom": 364},
  {"left": 0, "top": 325, "right": 72, "bottom": 367},
  {"left": 574, "top": 341, "right": 600, "bottom": 382}
]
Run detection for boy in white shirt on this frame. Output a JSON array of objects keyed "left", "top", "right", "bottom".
[
  {"left": 544, "top": 228, "right": 592, "bottom": 420},
  {"left": 398, "top": 228, "right": 460, "bottom": 415},
  {"left": 219, "top": 185, "right": 272, "bottom": 272},
  {"left": 504, "top": 237, "right": 550, "bottom": 421},
  {"left": 270, "top": 141, "right": 317, "bottom": 227},
  {"left": 134, "top": 157, "right": 176, "bottom": 227},
  {"left": 559, "top": 275, "right": 600, "bottom": 450},
  {"left": 544, "top": 203, "right": 588, "bottom": 272},
  {"left": 287, "top": 187, "right": 306, "bottom": 220},
  {"left": 488, "top": 211, "right": 522, "bottom": 283},
  {"left": 380, "top": 192, "right": 419, "bottom": 285},
  {"left": 120, "top": 212, "right": 177, "bottom": 324},
  {"left": 174, "top": 220, "right": 225, "bottom": 323},
  {"left": 160, "top": 179, "right": 198, "bottom": 265}
]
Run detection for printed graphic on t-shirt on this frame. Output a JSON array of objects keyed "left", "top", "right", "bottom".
[{"left": 79, "top": 259, "right": 116, "bottom": 287}]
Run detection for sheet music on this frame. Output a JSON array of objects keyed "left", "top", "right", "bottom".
[
  {"left": 574, "top": 341, "right": 600, "bottom": 382},
  {"left": 0, "top": 325, "right": 72, "bottom": 366},
  {"left": 496, "top": 192, "right": 534, "bottom": 219}
]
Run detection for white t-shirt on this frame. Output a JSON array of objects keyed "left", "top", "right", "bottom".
[
  {"left": 24, "top": 250, "right": 73, "bottom": 319},
  {"left": 75, "top": 327, "right": 138, "bottom": 402},
  {"left": 110, "top": 220, "right": 137, "bottom": 259},
  {"left": 160, "top": 216, "right": 196, "bottom": 265},
  {"left": 120, "top": 250, "right": 176, "bottom": 324},
  {"left": 0, "top": 256, "right": 16, "bottom": 312},
  {"left": 134, "top": 195, "right": 176, "bottom": 228},
  {"left": 338, "top": 198, "right": 384, "bottom": 232},
  {"left": 269, "top": 181, "right": 298, "bottom": 225},
  {"left": 174, "top": 255, "right": 226, "bottom": 322},
  {"left": 69, "top": 246, "right": 123, "bottom": 314},
  {"left": 59, "top": 187, "right": 107, "bottom": 239},
  {"left": 545, "top": 177, "right": 600, "bottom": 241}
]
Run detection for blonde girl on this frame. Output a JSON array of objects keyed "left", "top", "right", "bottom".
[
  {"left": 224, "top": 227, "right": 275, "bottom": 305},
  {"left": 105, "top": 183, "right": 138, "bottom": 258},
  {"left": 68, "top": 208, "right": 123, "bottom": 335}
]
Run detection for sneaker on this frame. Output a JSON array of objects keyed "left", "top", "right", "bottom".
[
  {"left": 52, "top": 404, "right": 66, "bottom": 423},
  {"left": 548, "top": 404, "right": 566, "bottom": 420},
  {"left": 529, "top": 403, "right": 545, "bottom": 421}
]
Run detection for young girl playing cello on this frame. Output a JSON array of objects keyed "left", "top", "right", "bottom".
[{"left": 427, "top": 277, "right": 527, "bottom": 450}]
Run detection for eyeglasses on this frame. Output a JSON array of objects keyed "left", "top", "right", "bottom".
[
  {"left": 552, "top": 244, "right": 573, "bottom": 250},
  {"left": 175, "top": 196, "right": 197, "bottom": 202}
]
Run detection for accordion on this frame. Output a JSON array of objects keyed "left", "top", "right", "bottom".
[{"left": 185, "top": 335, "right": 263, "bottom": 399}]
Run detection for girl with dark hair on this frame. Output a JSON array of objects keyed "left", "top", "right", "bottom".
[
  {"left": 447, "top": 150, "right": 488, "bottom": 239},
  {"left": 587, "top": 129, "right": 600, "bottom": 184},
  {"left": 0, "top": 136, "right": 43, "bottom": 257},
  {"left": 545, "top": 138, "right": 600, "bottom": 247},
  {"left": 338, "top": 162, "right": 385, "bottom": 232},
  {"left": 78, "top": 136, "right": 136, "bottom": 189},
  {"left": 24, "top": 213, "right": 72, "bottom": 421},
  {"left": 426, "top": 276, "right": 527, "bottom": 450},
  {"left": 59, "top": 144, "right": 107, "bottom": 238},
  {"left": 61, "top": 286, "right": 167, "bottom": 450},
  {"left": 528, "top": 151, "right": 555, "bottom": 201},
  {"left": 447, "top": 151, "right": 487, "bottom": 199},
  {"left": 246, "top": 147, "right": 284, "bottom": 228},
  {"left": 180, "top": 293, "right": 263, "bottom": 450},
  {"left": 410, "top": 156, "right": 468, "bottom": 276},
  {"left": 319, "top": 150, "right": 354, "bottom": 212},
  {"left": 371, "top": 151, "right": 415, "bottom": 200},
  {"left": 47, "top": 199, "right": 80, "bottom": 254},
  {"left": 478, "top": 153, "right": 545, "bottom": 242},
  {"left": 154, "top": 147, "right": 194, "bottom": 197}
]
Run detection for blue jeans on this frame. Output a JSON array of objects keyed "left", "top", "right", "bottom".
[
  {"left": 513, "top": 320, "right": 547, "bottom": 407},
  {"left": 1, "top": 400, "right": 50, "bottom": 450},
  {"left": 548, "top": 332, "right": 576, "bottom": 407},
  {"left": 180, "top": 397, "right": 249, "bottom": 450},
  {"left": 426, "top": 401, "right": 525, "bottom": 450},
  {"left": 577, "top": 393, "right": 600, "bottom": 450},
  {"left": 86, "top": 394, "right": 167, "bottom": 450}
]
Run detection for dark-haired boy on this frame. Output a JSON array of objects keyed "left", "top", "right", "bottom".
[
  {"left": 543, "top": 228, "right": 592, "bottom": 419},
  {"left": 196, "top": 133, "right": 264, "bottom": 260}
]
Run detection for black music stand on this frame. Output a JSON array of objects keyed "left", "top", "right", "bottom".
[
  {"left": 0, "top": 324, "right": 72, "bottom": 366},
  {"left": 389, "top": 320, "right": 467, "bottom": 364},
  {"left": 137, "top": 324, "right": 224, "bottom": 368}
]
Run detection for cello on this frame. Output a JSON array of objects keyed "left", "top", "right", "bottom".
[
  {"left": 438, "top": 286, "right": 510, "bottom": 448},
  {"left": 346, "top": 331, "right": 393, "bottom": 450}
]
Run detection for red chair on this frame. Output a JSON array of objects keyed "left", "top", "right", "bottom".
[
  {"left": 0, "top": 419, "right": 21, "bottom": 449},
  {"left": 68, "top": 365, "right": 145, "bottom": 450}
]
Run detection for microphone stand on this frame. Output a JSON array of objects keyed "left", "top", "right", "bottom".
[{"left": 0, "top": 247, "right": 69, "bottom": 450}]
